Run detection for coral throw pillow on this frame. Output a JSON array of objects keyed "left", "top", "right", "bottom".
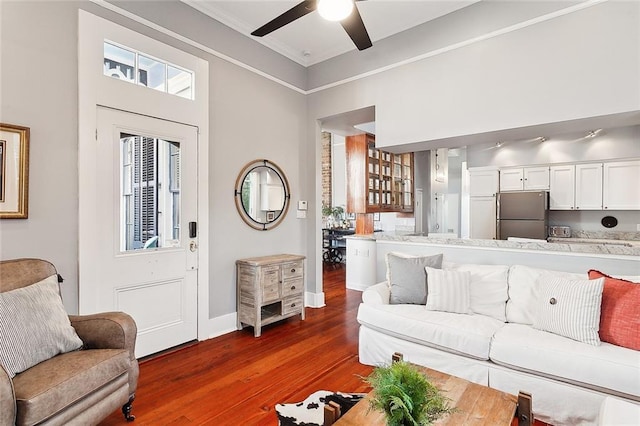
[{"left": 588, "top": 269, "right": 640, "bottom": 350}]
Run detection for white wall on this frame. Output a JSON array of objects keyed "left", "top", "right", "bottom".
[
  {"left": 373, "top": 1, "right": 639, "bottom": 149},
  {"left": 331, "top": 134, "right": 346, "bottom": 210},
  {"left": 0, "top": 2, "right": 308, "bottom": 326},
  {"left": 0, "top": 1, "right": 80, "bottom": 308},
  {"left": 307, "top": 1, "right": 639, "bottom": 280},
  {"left": 466, "top": 125, "right": 640, "bottom": 168}
]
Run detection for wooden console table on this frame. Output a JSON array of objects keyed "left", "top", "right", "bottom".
[{"left": 236, "top": 254, "right": 305, "bottom": 337}]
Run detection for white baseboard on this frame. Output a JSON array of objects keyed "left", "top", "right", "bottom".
[
  {"left": 305, "top": 291, "right": 325, "bottom": 308},
  {"left": 202, "top": 312, "right": 238, "bottom": 340},
  {"left": 201, "top": 298, "right": 326, "bottom": 341},
  {"left": 346, "top": 281, "right": 370, "bottom": 291}
]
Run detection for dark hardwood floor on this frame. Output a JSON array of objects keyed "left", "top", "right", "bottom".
[
  {"left": 100, "top": 262, "right": 549, "bottom": 426},
  {"left": 100, "top": 263, "right": 373, "bottom": 425}
]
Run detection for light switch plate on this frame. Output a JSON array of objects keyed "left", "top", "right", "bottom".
[{"left": 296, "top": 210, "right": 307, "bottom": 219}]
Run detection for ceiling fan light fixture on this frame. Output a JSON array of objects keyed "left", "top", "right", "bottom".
[{"left": 317, "top": 0, "right": 354, "bottom": 22}]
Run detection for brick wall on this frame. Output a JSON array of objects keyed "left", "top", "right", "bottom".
[{"left": 321, "top": 131, "right": 332, "bottom": 209}]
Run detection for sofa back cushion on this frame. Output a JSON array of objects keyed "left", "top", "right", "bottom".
[
  {"left": 0, "top": 274, "right": 83, "bottom": 378},
  {"left": 425, "top": 267, "right": 471, "bottom": 314},
  {"left": 386, "top": 252, "right": 443, "bottom": 305},
  {"left": 533, "top": 275, "right": 605, "bottom": 345},
  {"left": 506, "top": 265, "right": 586, "bottom": 324},
  {"left": 443, "top": 262, "right": 509, "bottom": 321}
]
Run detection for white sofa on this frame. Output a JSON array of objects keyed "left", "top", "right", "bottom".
[{"left": 357, "top": 262, "right": 640, "bottom": 426}]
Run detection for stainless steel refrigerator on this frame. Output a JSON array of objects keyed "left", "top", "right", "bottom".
[{"left": 496, "top": 191, "right": 549, "bottom": 240}]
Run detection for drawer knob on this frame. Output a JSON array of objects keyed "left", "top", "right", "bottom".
[
  {"left": 290, "top": 285, "right": 296, "bottom": 290},
  {"left": 291, "top": 268, "right": 296, "bottom": 273},
  {"left": 291, "top": 303, "right": 296, "bottom": 307}
]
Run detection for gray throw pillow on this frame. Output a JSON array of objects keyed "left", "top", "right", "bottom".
[
  {"left": 387, "top": 252, "right": 443, "bottom": 304},
  {"left": 0, "top": 274, "right": 83, "bottom": 378}
]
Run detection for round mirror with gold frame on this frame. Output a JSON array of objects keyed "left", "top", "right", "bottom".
[{"left": 234, "top": 159, "right": 290, "bottom": 231}]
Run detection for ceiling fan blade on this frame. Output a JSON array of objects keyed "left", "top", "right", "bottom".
[
  {"left": 340, "top": 2, "right": 372, "bottom": 51},
  {"left": 251, "top": 0, "right": 317, "bottom": 37}
]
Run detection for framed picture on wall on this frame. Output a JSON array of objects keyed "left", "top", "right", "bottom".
[
  {"left": 266, "top": 211, "right": 275, "bottom": 222},
  {"left": 0, "top": 140, "right": 5, "bottom": 202},
  {"left": 0, "top": 123, "right": 30, "bottom": 219}
]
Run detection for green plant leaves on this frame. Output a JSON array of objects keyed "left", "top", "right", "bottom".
[{"left": 365, "top": 361, "right": 454, "bottom": 426}]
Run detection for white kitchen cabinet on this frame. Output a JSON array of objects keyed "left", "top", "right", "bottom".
[
  {"left": 469, "top": 196, "right": 496, "bottom": 239},
  {"left": 499, "top": 168, "right": 524, "bottom": 191},
  {"left": 500, "top": 167, "right": 549, "bottom": 191},
  {"left": 469, "top": 169, "right": 499, "bottom": 196},
  {"left": 603, "top": 160, "right": 640, "bottom": 210},
  {"left": 576, "top": 163, "right": 603, "bottom": 210},
  {"left": 524, "top": 167, "right": 550, "bottom": 190},
  {"left": 346, "top": 238, "right": 377, "bottom": 291},
  {"left": 549, "top": 165, "right": 575, "bottom": 210}
]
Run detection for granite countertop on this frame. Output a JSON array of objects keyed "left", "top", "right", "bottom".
[{"left": 346, "top": 232, "right": 640, "bottom": 257}]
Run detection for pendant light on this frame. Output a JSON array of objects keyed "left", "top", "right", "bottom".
[{"left": 317, "top": 0, "right": 354, "bottom": 22}]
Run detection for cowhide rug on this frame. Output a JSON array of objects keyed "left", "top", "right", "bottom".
[{"left": 276, "top": 390, "right": 366, "bottom": 426}]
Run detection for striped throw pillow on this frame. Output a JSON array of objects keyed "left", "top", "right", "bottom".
[
  {"left": 533, "top": 275, "right": 605, "bottom": 345},
  {"left": 0, "top": 274, "right": 83, "bottom": 378},
  {"left": 425, "top": 267, "right": 471, "bottom": 314}
]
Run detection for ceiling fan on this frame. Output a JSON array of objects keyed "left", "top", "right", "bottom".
[{"left": 251, "top": 0, "right": 373, "bottom": 51}]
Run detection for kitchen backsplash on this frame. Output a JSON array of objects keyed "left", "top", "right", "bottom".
[
  {"left": 572, "top": 230, "right": 640, "bottom": 241},
  {"left": 548, "top": 210, "right": 640, "bottom": 234}
]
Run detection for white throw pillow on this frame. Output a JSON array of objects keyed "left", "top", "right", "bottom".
[
  {"left": 0, "top": 274, "right": 83, "bottom": 378},
  {"left": 425, "top": 266, "right": 471, "bottom": 314},
  {"left": 506, "top": 265, "right": 587, "bottom": 325},
  {"left": 444, "top": 262, "right": 509, "bottom": 321},
  {"left": 533, "top": 275, "right": 605, "bottom": 345}
]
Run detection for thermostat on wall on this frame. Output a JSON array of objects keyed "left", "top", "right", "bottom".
[{"left": 298, "top": 201, "right": 308, "bottom": 210}]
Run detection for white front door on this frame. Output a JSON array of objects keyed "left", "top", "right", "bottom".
[{"left": 83, "top": 106, "right": 198, "bottom": 358}]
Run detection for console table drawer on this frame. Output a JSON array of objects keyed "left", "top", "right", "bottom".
[
  {"left": 282, "top": 278, "right": 303, "bottom": 297},
  {"left": 261, "top": 266, "right": 280, "bottom": 302},
  {"left": 282, "top": 295, "right": 303, "bottom": 315},
  {"left": 282, "top": 261, "right": 303, "bottom": 280}
]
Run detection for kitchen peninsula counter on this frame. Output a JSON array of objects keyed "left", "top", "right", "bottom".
[
  {"left": 345, "top": 232, "right": 639, "bottom": 291},
  {"left": 345, "top": 232, "right": 640, "bottom": 257}
]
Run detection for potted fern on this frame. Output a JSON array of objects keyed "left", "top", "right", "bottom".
[{"left": 365, "top": 361, "right": 455, "bottom": 426}]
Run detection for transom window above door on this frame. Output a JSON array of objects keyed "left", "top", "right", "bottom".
[{"left": 104, "top": 41, "right": 194, "bottom": 100}]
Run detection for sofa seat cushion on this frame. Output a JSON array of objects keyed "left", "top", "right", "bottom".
[
  {"left": 490, "top": 324, "right": 640, "bottom": 399},
  {"left": 13, "top": 349, "right": 130, "bottom": 425},
  {"left": 357, "top": 303, "right": 505, "bottom": 360}
]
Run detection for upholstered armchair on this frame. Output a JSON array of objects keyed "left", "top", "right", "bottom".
[{"left": 0, "top": 258, "right": 139, "bottom": 426}]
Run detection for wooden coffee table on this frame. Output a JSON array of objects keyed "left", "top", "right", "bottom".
[{"left": 333, "top": 356, "right": 531, "bottom": 426}]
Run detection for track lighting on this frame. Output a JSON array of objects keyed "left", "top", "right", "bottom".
[{"left": 586, "top": 129, "right": 602, "bottom": 138}]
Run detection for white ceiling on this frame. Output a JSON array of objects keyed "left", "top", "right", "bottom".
[{"left": 182, "top": 0, "right": 479, "bottom": 66}]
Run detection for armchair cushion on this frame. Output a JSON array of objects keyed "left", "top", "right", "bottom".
[
  {"left": 0, "top": 274, "right": 82, "bottom": 378},
  {"left": 13, "top": 349, "right": 130, "bottom": 425}
]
